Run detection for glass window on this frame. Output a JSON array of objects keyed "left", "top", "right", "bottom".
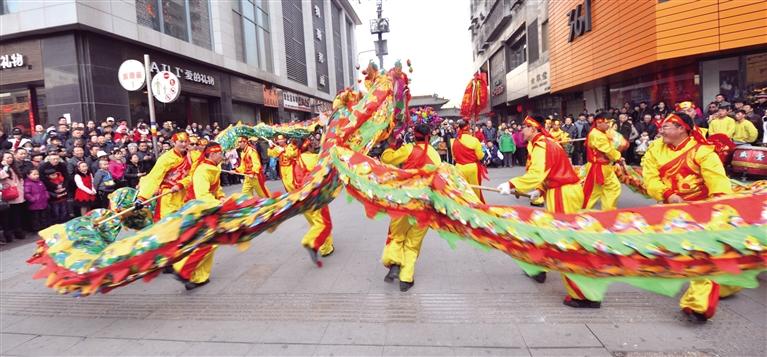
[
  {"left": 527, "top": 20, "right": 539, "bottom": 63},
  {"left": 243, "top": 18, "right": 258, "bottom": 67},
  {"left": 240, "top": 0, "right": 254, "bottom": 21},
  {"left": 189, "top": 0, "right": 211, "bottom": 49},
  {"left": 506, "top": 35, "right": 527, "bottom": 70},
  {"left": 136, "top": 0, "right": 162, "bottom": 31},
  {"left": 541, "top": 21, "right": 549, "bottom": 53},
  {"left": 162, "top": 0, "right": 189, "bottom": 42},
  {"left": 0, "top": 0, "right": 22, "bottom": 15},
  {"left": 233, "top": 11, "right": 245, "bottom": 62}
]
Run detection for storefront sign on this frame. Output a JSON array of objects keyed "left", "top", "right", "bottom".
[
  {"left": 0, "top": 53, "right": 24, "bottom": 70},
  {"left": 568, "top": 0, "right": 592, "bottom": 42},
  {"left": 263, "top": 88, "right": 280, "bottom": 108},
  {"left": 311, "top": 99, "right": 332, "bottom": 113},
  {"left": 492, "top": 79, "right": 504, "bottom": 96},
  {"left": 506, "top": 62, "right": 529, "bottom": 102},
  {"left": 149, "top": 61, "right": 215, "bottom": 86},
  {"left": 528, "top": 63, "right": 551, "bottom": 98},
  {"left": 118, "top": 59, "right": 146, "bottom": 91},
  {"left": 282, "top": 91, "right": 312, "bottom": 112},
  {"left": 151, "top": 71, "right": 181, "bottom": 103}
]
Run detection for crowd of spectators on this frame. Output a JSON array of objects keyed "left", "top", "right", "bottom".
[
  {"left": 419, "top": 94, "right": 767, "bottom": 169},
  {"left": 0, "top": 116, "right": 233, "bottom": 244}
]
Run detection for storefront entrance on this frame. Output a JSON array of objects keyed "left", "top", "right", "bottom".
[{"left": 0, "top": 86, "right": 46, "bottom": 134}]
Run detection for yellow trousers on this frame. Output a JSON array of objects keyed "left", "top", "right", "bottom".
[
  {"left": 541, "top": 183, "right": 592, "bottom": 301},
  {"left": 381, "top": 217, "right": 428, "bottom": 283},
  {"left": 455, "top": 162, "right": 483, "bottom": 202},
  {"left": 583, "top": 163, "right": 621, "bottom": 211},
  {"left": 242, "top": 176, "right": 270, "bottom": 198},
  {"left": 302, "top": 207, "right": 334, "bottom": 256},
  {"left": 155, "top": 187, "right": 186, "bottom": 221},
  {"left": 679, "top": 279, "right": 741, "bottom": 318},
  {"left": 173, "top": 245, "right": 218, "bottom": 283}
]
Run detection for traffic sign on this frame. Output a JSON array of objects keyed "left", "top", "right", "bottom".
[{"left": 151, "top": 71, "right": 180, "bottom": 103}]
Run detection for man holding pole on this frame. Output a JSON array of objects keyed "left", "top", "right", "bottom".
[
  {"left": 582, "top": 113, "right": 623, "bottom": 211},
  {"left": 236, "top": 136, "right": 270, "bottom": 198},
  {"left": 172, "top": 141, "right": 227, "bottom": 290},
  {"left": 135, "top": 132, "right": 193, "bottom": 221},
  {"left": 496, "top": 115, "right": 597, "bottom": 309},
  {"left": 452, "top": 119, "right": 486, "bottom": 202}
]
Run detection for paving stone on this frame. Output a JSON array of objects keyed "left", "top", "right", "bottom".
[
  {"left": 4, "top": 335, "right": 83, "bottom": 355},
  {"left": 62, "top": 337, "right": 135, "bottom": 356},
  {"left": 246, "top": 343, "right": 318, "bottom": 356},
  {"left": 382, "top": 345, "right": 455, "bottom": 356},
  {"left": 587, "top": 322, "right": 713, "bottom": 351},
  {"left": 384, "top": 323, "right": 455, "bottom": 347},
  {"left": 145, "top": 319, "right": 221, "bottom": 341},
  {"left": 91, "top": 319, "right": 162, "bottom": 339},
  {"left": 320, "top": 322, "right": 386, "bottom": 345},
  {"left": 518, "top": 323, "right": 602, "bottom": 348},
  {"left": 2, "top": 316, "right": 116, "bottom": 337},
  {"left": 313, "top": 344, "right": 384, "bottom": 356},
  {"left": 184, "top": 341, "right": 254, "bottom": 356},
  {"left": 0, "top": 333, "right": 37, "bottom": 354},
  {"left": 116, "top": 339, "right": 193, "bottom": 356},
  {"left": 453, "top": 347, "right": 531, "bottom": 356},
  {"left": 529, "top": 347, "right": 612, "bottom": 357},
  {"left": 452, "top": 323, "right": 524, "bottom": 348}
]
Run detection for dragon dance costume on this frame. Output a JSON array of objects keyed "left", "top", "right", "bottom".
[
  {"left": 505, "top": 116, "right": 595, "bottom": 307},
  {"left": 452, "top": 127, "right": 486, "bottom": 202},
  {"left": 172, "top": 144, "right": 226, "bottom": 286},
  {"left": 582, "top": 117, "right": 623, "bottom": 211},
  {"left": 641, "top": 113, "right": 741, "bottom": 320},
  {"left": 268, "top": 139, "right": 334, "bottom": 257},
  {"left": 380, "top": 136, "right": 442, "bottom": 290},
  {"left": 137, "top": 133, "right": 194, "bottom": 221},
  {"left": 237, "top": 137, "right": 270, "bottom": 198}
]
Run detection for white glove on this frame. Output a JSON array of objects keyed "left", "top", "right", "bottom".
[
  {"left": 497, "top": 182, "right": 512, "bottom": 195},
  {"left": 527, "top": 190, "right": 541, "bottom": 201}
]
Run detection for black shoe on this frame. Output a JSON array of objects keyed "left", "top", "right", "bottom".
[
  {"left": 162, "top": 266, "right": 174, "bottom": 274},
  {"left": 563, "top": 296, "right": 601, "bottom": 308},
  {"left": 399, "top": 280, "right": 414, "bottom": 292},
  {"left": 184, "top": 279, "right": 209, "bottom": 291},
  {"left": 682, "top": 308, "right": 709, "bottom": 323},
  {"left": 527, "top": 272, "right": 546, "bottom": 284},
  {"left": 306, "top": 247, "right": 322, "bottom": 268},
  {"left": 384, "top": 265, "right": 401, "bottom": 283}
]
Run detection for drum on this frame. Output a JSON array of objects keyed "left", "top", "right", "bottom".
[{"left": 731, "top": 145, "right": 767, "bottom": 177}]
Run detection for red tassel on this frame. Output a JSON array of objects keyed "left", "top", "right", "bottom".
[{"left": 713, "top": 259, "right": 741, "bottom": 274}]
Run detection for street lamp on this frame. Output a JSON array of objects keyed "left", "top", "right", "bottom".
[{"left": 356, "top": 49, "right": 376, "bottom": 68}]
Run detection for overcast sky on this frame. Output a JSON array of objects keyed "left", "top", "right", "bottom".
[{"left": 351, "top": 0, "right": 474, "bottom": 108}]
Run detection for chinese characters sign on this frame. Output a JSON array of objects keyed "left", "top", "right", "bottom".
[
  {"left": 0, "top": 53, "right": 24, "bottom": 70},
  {"left": 149, "top": 61, "right": 215, "bottom": 87},
  {"left": 118, "top": 59, "right": 146, "bottom": 91}
]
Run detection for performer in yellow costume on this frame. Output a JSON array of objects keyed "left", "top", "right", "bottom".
[
  {"left": 380, "top": 124, "right": 441, "bottom": 292},
  {"left": 268, "top": 135, "right": 334, "bottom": 265},
  {"left": 497, "top": 116, "right": 598, "bottom": 308},
  {"left": 451, "top": 120, "right": 486, "bottom": 202},
  {"left": 582, "top": 114, "right": 623, "bottom": 211},
  {"left": 641, "top": 111, "right": 740, "bottom": 322},
  {"left": 236, "top": 136, "right": 270, "bottom": 198},
  {"left": 172, "top": 142, "right": 226, "bottom": 290},
  {"left": 136, "top": 132, "right": 192, "bottom": 221}
]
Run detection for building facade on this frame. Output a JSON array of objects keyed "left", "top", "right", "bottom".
[
  {"left": 471, "top": 0, "right": 767, "bottom": 120},
  {"left": 0, "top": 0, "right": 360, "bottom": 133}
]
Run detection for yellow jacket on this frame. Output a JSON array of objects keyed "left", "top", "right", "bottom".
[
  {"left": 381, "top": 143, "right": 442, "bottom": 167},
  {"left": 588, "top": 129, "right": 622, "bottom": 163},
  {"left": 137, "top": 149, "right": 193, "bottom": 200},
  {"left": 191, "top": 160, "right": 225, "bottom": 204},
  {"left": 550, "top": 128, "right": 570, "bottom": 144},
  {"left": 268, "top": 143, "right": 299, "bottom": 166},
  {"left": 708, "top": 116, "right": 736, "bottom": 137},
  {"left": 236, "top": 145, "right": 262, "bottom": 175},
  {"left": 451, "top": 133, "right": 484, "bottom": 164},
  {"left": 641, "top": 138, "right": 731, "bottom": 202},
  {"left": 733, "top": 119, "right": 758, "bottom": 143}
]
